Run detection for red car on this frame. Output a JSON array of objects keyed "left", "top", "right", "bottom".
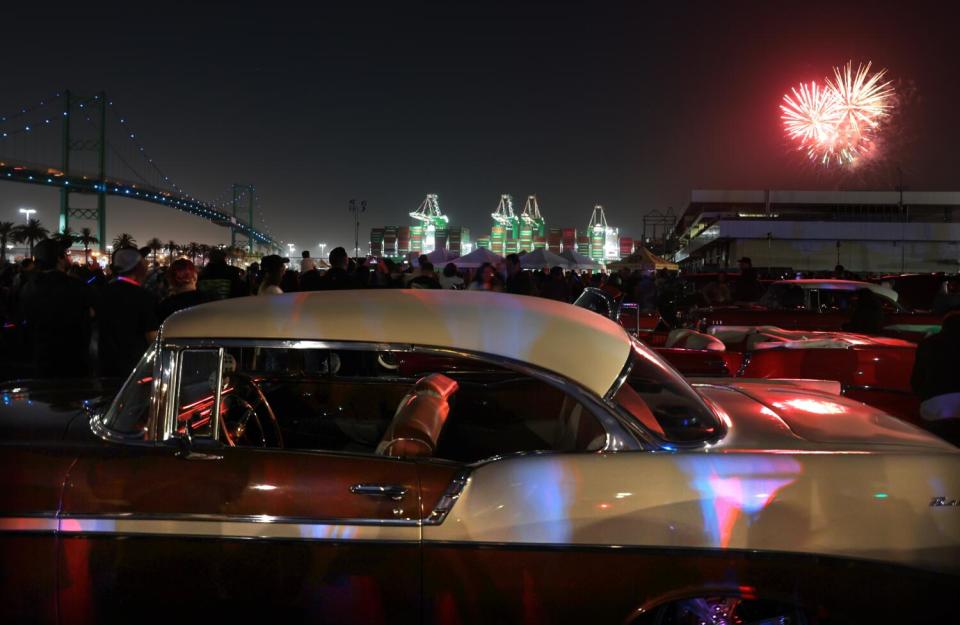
[{"left": 697, "top": 279, "right": 942, "bottom": 340}]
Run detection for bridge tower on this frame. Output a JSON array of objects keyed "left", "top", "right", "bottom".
[
  {"left": 231, "top": 184, "right": 256, "bottom": 253},
  {"left": 59, "top": 90, "right": 108, "bottom": 252}
]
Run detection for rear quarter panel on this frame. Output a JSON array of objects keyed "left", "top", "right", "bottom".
[{"left": 423, "top": 451, "right": 960, "bottom": 622}]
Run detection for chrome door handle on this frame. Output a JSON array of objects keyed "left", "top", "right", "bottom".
[{"left": 350, "top": 483, "right": 408, "bottom": 501}]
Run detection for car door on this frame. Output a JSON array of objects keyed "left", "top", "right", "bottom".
[{"left": 59, "top": 347, "right": 424, "bottom": 625}]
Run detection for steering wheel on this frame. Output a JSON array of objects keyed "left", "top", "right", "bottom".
[{"left": 220, "top": 373, "right": 284, "bottom": 448}]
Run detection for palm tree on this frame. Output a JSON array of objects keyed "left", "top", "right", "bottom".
[
  {"left": 112, "top": 233, "right": 137, "bottom": 249},
  {"left": 78, "top": 228, "right": 99, "bottom": 266},
  {"left": 13, "top": 218, "right": 49, "bottom": 258},
  {"left": 198, "top": 244, "right": 212, "bottom": 266},
  {"left": 186, "top": 242, "right": 201, "bottom": 264},
  {"left": 52, "top": 227, "right": 77, "bottom": 248},
  {"left": 0, "top": 221, "right": 14, "bottom": 266},
  {"left": 146, "top": 237, "right": 164, "bottom": 264},
  {"left": 165, "top": 240, "right": 179, "bottom": 260}
]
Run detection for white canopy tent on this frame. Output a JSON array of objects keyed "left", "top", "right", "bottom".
[
  {"left": 452, "top": 247, "right": 504, "bottom": 269},
  {"left": 559, "top": 249, "right": 601, "bottom": 270},
  {"left": 420, "top": 248, "right": 460, "bottom": 266},
  {"left": 518, "top": 248, "right": 571, "bottom": 270}
]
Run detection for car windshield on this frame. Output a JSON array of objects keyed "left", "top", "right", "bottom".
[
  {"left": 99, "top": 345, "right": 157, "bottom": 437},
  {"left": 612, "top": 340, "right": 722, "bottom": 444},
  {"left": 758, "top": 283, "right": 806, "bottom": 310}
]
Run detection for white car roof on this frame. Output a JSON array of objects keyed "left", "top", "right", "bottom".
[
  {"left": 771, "top": 279, "right": 899, "bottom": 302},
  {"left": 162, "top": 290, "right": 633, "bottom": 397}
]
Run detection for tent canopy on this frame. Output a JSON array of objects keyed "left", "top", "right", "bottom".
[
  {"left": 452, "top": 247, "right": 504, "bottom": 269},
  {"left": 519, "top": 248, "right": 571, "bottom": 270},
  {"left": 607, "top": 247, "right": 679, "bottom": 272},
  {"left": 418, "top": 248, "right": 460, "bottom": 266},
  {"left": 559, "top": 249, "right": 601, "bottom": 270}
]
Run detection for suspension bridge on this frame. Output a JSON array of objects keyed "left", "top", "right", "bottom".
[{"left": 0, "top": 91, "right": 279, "bottom": 252}]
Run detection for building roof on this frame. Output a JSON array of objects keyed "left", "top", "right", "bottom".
[{"left": 161, "top": 290, "right": 633, "bottom": 397}]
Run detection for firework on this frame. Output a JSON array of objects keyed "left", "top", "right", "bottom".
[{"left": 781, "top": 61, "right": 895, "bottom": 167}]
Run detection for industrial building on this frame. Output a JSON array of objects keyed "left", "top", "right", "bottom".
[{"left": 672, "top": 189, "right": 960, "bottom": 273}]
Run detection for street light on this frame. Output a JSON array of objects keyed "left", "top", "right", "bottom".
[
  {"left": 18, "top": 208, "right": 36, "bottom": 223},
  {"left": 287, "top": 243, "right": 296, "bottom": 257},
  {"left": 318, "top": 242, "right": 327, "bottom": 258}
]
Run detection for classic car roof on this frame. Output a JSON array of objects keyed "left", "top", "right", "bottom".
[
  {"left": 770, "top": 279, "right": 899, "bottom": 302},
  {"left": 161, "top": 290, "right": 633, "bottom": 397}
]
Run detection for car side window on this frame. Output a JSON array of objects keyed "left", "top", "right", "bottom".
[{"left": 171, "top": 345, "right": 607, "bottom": 462}]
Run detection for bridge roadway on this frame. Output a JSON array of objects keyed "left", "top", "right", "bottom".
[{"left": 0, "top": 161, "right": 277, "bottom": 249}]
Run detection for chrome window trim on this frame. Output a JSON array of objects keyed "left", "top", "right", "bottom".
[{"left": 169, "top": 339, "right": 641, "bottom": 452}]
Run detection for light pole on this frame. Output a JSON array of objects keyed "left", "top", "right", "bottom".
[
  {"left": 318, "top": 242, "right": 327, "bottom": 259},
  {"left": 287, "top": 243, "right": 296, "bottom": 258},
  {"left": 348, "top": 199, "right": 366, "bottom": 257},
  {"left": 18, "top": 208, "right": 36, "bottom": 223}
]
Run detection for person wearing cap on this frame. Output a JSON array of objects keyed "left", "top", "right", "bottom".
[
  {"left": 258, "top": 255, "right": 288, "bottom": 295},
  {"left": 19, "top": 238, "right": 97, "bottom": 378},
  {"left": 157, "top": 258, "right": 213, "bottom": 322},
  {"left": 197, "top": 247, "right": 246, "bottom": 300},
  {"left": 98, "top": 247, "right": 160, "bottom": 377}
]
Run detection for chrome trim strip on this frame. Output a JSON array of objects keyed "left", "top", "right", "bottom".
[
  {"left": 0, "top": 516, "right": 59, "bottom": 533},
  {"left": 59, "top": 512, "right": 420, "bottom": 527},
  {"left": 56, "top": 517, "right": 419, "bottom": 541}
]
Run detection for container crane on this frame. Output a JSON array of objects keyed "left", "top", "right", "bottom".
[{"left": 409, "top": 193, "right": 449, "bottom": 253}]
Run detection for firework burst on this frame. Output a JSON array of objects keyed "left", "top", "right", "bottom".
[{"left": 781, "top": 61, "right": 895, "bottom": 167}]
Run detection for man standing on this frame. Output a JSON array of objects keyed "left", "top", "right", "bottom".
[
  {"left": 317, "top": 247, "right": 357, "bottom": 290},
  {"left": 20, "top": 239, "right": 97, "bottom": 378},
  {"left": 98, "top": 248, "right": 160, "bottom": 378},
  {"left": 733, "top": 257, "right": 762, "bottom": 303},
  {"left": 504, "top": 253, "right": 536, "bottom": 296},
  {"left": 197, "top": 248, "right": 245, "bottom": 300}
]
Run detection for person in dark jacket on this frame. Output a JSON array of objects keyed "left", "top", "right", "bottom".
[
  {"left": 98, "top": 248, "right": 159, "bottom": 377},
  {"left": 539, "top": 266, "right": 571, "bottom": 302},
  {"left": 732, "top": 257, "right": 762, "bottom": 303},
  {"left": 316, "top": 247, "right": 358, "bottom": 290},
  {"left": 911, "top": 311, "right": 960, "bottom": 421},
  {"left": 504, "top": 253, "right": 536, "bottom": 296},
  {"left": 197, "top": 248, "right": 245, "bottom": 300},
  {"left": 19, "top": 239, "right": 97, "bottom": 378}
]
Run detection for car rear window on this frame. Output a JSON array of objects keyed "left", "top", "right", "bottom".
[{"left": 613, "top": 342, "right": 723, "bottom": 444}]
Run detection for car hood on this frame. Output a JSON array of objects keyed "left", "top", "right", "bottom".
[
  {"left": 696, "top": 382, "right": 957, "bottom": 453},
  {"left": 0, "top": 378, "right": 121, "bottom": 442}
]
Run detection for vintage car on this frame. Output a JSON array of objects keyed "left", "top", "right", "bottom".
[
  {"left": 1, "top": 291, "right": 958, "bottom": 624},
  {"left": 695, "top": 279, "right": 942, "bottom": 340}
]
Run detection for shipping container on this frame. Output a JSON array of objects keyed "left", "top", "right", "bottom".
[{"left": 619, "top": 236, "right": 634, "bottom": 257}]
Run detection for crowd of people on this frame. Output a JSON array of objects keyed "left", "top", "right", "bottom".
[{"left": 0, "top": 241, "right": 685, "bottom": 380}]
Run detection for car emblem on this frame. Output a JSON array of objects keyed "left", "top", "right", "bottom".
[{"left": 930, "top": 497, "right": 960, "bottom": 507}]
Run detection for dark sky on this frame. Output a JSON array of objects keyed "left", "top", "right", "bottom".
[{"left": 1, "top": 1, "right": 958, "bottom": 252}]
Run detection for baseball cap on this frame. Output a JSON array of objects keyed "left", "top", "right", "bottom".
[
  {"left": 261, "top": 255, "right": 289, "bottom": 271},
  {"left": 113, "top": 247, "right": 144, "bottom": 274}
]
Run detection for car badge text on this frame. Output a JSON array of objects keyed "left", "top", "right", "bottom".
[{"left": 930, "top": 497, "right": 960, "bottom": 507}]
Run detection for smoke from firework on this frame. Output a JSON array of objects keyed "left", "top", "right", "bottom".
[{"left": 781, "top": 61, "right": 895, "bottom": 168}]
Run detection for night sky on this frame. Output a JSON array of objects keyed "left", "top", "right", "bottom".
[{"left": 1, "top": 1, "right": 958, "bottom": 253}]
